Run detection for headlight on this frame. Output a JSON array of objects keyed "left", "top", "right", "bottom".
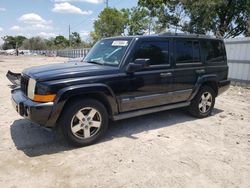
[
  {"left": 27, "top": 78, "right": 56, "bottom": 102},
  {"left": 27, "top": 78, "right": 36, "bottom": 100}
]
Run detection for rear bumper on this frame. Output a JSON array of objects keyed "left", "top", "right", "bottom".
[
  {"left": 11, "top": 88, "right": 54, "bottom": 127},
  {"left": 218, "top": 80, "right": 230, "bottom": 95}
]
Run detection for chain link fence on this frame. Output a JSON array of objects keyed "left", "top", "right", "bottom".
[{"left": 31, "top": 48, "right": 90, "bottom": 58}]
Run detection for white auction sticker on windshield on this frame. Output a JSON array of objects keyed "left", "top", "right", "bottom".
[{"left": 112, "top": 40, "right": 128, "bottom": 46}]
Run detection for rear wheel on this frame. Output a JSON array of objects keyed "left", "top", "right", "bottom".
[
  {"left": 59, "top": 99, "right": 109, "bottom": 147},
  {"left": 188, "top": 86, "right": 216, "bottom": 118}
]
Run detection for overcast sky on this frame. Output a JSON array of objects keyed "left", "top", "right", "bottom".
[{"left": 0, "top": 0, "right": 137, "bottom": 44}]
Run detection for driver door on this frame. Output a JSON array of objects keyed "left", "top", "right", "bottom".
[{"left": 117, "top": 39, "right": 174, "bottom": 112}]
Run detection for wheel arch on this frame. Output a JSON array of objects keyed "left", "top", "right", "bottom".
[
  {"left": 201, "top": 80, "right": 218, "bottom": 96},
  {"left": 188, "top": 75, "right": 219, "bottom": 101},
  {"left": 61, "top": 92, "right": 113, "bottom": 118},
  {"left": 45, "top": 84, "right": 118, "bottom": 128}
]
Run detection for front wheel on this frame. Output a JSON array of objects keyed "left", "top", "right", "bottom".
[
  {"left": 58, "top": 99, "right": 109, "bottom": 147},
  {"left": 188, "top": 86, "right": 216, "bottom": 118}
]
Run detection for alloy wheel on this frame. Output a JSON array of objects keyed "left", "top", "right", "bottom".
[
  {"left": 70, "top": 107, "right": 102, "bottom": 139},
  {"left": 198, "top": 92, "right": 213, "bottom": 113}
]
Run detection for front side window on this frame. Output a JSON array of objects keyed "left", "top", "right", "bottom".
[
  {"left": 133, "top": 41, "right": 169, "bottom": 66},
  {"left": 84, "top": 39, "right": 131, "bottom": 66},
  {"left": 175, "top": 40, "right": 201, "bottom": 64}
]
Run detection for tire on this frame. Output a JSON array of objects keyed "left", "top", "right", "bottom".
[
  {"left": 188, "top": 86, "right": 216, "bottom": 118},
  {"left": 58, "top": 98, "right": 109, "bottom": 147}
]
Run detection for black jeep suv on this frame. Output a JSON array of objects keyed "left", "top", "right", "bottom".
[{"left": 11, "top": 33, "right": 230, "bottom": 146}]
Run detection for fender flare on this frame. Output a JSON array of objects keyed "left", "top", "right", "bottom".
[
  {"left": 188, "top": 74, "right": 219, "bottom": 101},
  {"left": 45, "top": 83, "right": 118, "bottom": 127}
]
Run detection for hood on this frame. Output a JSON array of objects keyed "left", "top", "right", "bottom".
[{"left": 23, "top": 61, "right": 118, "bottom": 82}]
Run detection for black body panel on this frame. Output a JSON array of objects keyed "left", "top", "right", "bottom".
[
  {"left": 23, "top": 62, "right": 118, "bottom": 82},
  {"left": 10, "top": 34, "right": 230, "bottom": 128},
  {"left": 11, "top": 88, "right": 53, "bottom": 126}
]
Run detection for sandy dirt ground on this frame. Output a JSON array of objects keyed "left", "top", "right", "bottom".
[{"left": 0, "top": 55, "right": 250, "bottom": 188}]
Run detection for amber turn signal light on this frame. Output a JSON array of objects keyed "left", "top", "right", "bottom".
[{"left": 33, "top": 94, "right": 56, "bottom": 102}]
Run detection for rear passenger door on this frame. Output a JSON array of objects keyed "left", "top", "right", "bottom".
[{"left": 172, "top": 39, "right": 204, "bottom": 103}]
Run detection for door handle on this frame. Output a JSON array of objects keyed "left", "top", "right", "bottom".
[
  {"left": 196, "top": 69, "right": 205, "bottom": 74},
  {"left": 160, "top": 72, "right": 172, "bottom": 77}
]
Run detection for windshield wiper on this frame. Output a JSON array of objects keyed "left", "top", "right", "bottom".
[
  {"left": 84, "top": 60, "right": 117, "bottom": 67},
  {"left": 84, "top": 60, "right": 104, "bottom": 65},
  {"left": 102, "top": 62, "right": 118, "bottom": 66}
]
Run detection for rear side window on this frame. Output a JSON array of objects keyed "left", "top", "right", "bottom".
[
  {"left": 175, "top": 40, "right": 201, "bottom": 64},
  {"left": 202, "top": 40, "right": 225, "bottom": 63},
  {"left": 133, "top": 41, "right": 169, "bottom": 66}
]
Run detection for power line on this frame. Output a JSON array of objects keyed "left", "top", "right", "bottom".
[
  {"left": 55, "top": 0, "right": 127, "bottom": 37},
  {"left": 70, "top": 0, "right": 111, "bottom": 30},
  {"left": 70, "top": 6, "right": 101, "bottom": 30},
  {"left": 69, "top": 25, "right": 71, "bottom": 47},
  {"left": 69, "top": 0, "right": 122, "bottom": 33}
]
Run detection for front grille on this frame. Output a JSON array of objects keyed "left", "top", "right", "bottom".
[{"left": 20, "top": 75, "right": 29, "bottom": 96}]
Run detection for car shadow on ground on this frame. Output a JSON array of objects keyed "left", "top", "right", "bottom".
[{"left": 10, "top": 108, "right": 223, "bottom": 157}]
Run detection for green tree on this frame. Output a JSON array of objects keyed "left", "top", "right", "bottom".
[
  {"left": 81, "top": 40, "right": 93, "bottom": 48},
  {"left": 139, "top": 0, "right": 250, "bottom": 38},
  {"left": 53, "top": 35, "right": 69, "bottom": 49},
  {"left": 89, "top": 31, "right": 99, "bottom": 43},
  {"left": 245, "top": 17, "right": 250, "bottom": 37},
  {"left": 1, "top": 35, "right": 27, "bottom": 50},
  {"left": 70, "top": 32, "right": 81, "bottom": 48},
  {"left": 122, "top": 7, "right": 150, "bottom": 35},
  {"left": 21, "top": 37, "right": 47, "bottom": 50},
  {"left": 138, "top": 0, "right": 183, "bottom": 33},
  {"left": 185, "top": 0, "right": 250, "bottom": 38},
  {"left": 92, "top": 8, "right": 127, "bottom": 41},
  {"left": 45, "top": 38, "right": 55, "bottom": 50}
]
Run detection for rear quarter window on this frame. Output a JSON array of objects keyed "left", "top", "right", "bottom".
[{"left": 201, "top": 40, "right": 225, "bottom": 63}]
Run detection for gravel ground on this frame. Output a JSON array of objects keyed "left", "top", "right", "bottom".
[{"left": 0, "top": 55, "right": 250, "bottom": 188}]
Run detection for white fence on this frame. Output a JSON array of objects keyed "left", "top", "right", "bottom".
[
  {"left": 31, "top": 48, "right": 90, "bottom": 58},
  {"left": 56, "top": 48, "right": 90, "bottom": 58},
  {"left": 225, "top": 37, "right": 250, "bottom": 85}
]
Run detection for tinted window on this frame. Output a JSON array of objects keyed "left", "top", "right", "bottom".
[
  {"left": 133, "top": 41, "right": 169, "bottom": 66},
  {"left": 175, "top": 40, "right": 193, "bottom": 63},
  {"left": 202, "top": 40, "right": 224, "bottom": 62},
  {"left": 193, "top": 41, "right": 200, "bottom": 62},
  {"left": 175, "top": 40, "right": 201, "bottom": 64}
]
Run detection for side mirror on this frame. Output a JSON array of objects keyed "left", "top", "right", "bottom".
[{"left": 126, "top": 58, "right": 150, "bottom": 73}]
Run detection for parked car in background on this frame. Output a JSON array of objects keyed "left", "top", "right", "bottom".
[
  {"left": 0, "top": 50, "right": 7, "bottom": 55},
  {"left": 5, "top": 49, "right": 15, "bottom": 55},
  {"left": 10, "top": 33, "right": 230, "bottom": 146}
]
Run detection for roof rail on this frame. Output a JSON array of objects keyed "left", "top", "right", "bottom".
[{"left": 159, "top": 32, "right": 216, "bottom": 39}]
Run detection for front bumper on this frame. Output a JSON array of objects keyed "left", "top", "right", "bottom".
[
  {"left": 11, "top": 88, "right": 54, "bottom": 127},
  {"left": 218, "top": 80, "right": 230, "bottom": 95}
]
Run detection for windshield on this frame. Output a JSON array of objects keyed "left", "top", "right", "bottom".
[{"left": 83, "top": 39, "right": 131, "bottom": 66}]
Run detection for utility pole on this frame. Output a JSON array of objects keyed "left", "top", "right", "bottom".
[
  {"left": 69, "top": 24, "right": 71, "bottom": 47},
  {"left": 105, "top": 0, "right": 108, "bottom": 8},
  {"left": 148, "top": 12, "right": 152, "bottom": 35}
]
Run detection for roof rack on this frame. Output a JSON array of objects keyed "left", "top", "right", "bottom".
[{"left": 159, "top": 32, "right": 217, "bottom": 39}]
